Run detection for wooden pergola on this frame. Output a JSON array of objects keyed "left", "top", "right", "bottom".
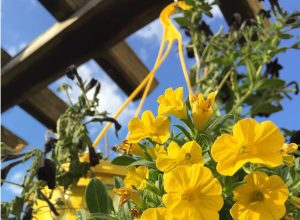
[{"left": 1, "top": 0, "right": 264, "bottom": 148}]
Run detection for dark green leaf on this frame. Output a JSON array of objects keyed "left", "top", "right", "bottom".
[
  {"left": 127, "top": 160, "right": 156, "bottom": 169},
  {"left": 254, "top": 78, "right": 285, "bottom": 90},
  {"left": 111, "top": 156, "right": 136, "bottom": 166},
  {"left": 85, "top": 178, "right": 109, "bottom": 215}
]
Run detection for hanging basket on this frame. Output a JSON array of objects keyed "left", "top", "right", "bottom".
[{"left": 34, "top": 161, "right": 127, "bottom": 219}]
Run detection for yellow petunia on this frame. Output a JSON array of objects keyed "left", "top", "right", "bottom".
[
  {"left": 157, "top": 87, "right": 187, "bottom": 119},
  {"left": 156, "top": 141, "right": 203, "bottom": 173},
  {"left": 147, "top": 144, "right": 167, "bottom": 159},
  {"left": 116, "top": 140, "right": 145, "bottom": 157},
  {"left": 230, "top": 171, "right": 289, "bottom": 220},
  {"left": 113, "top": 187, "right": 142, "bottom": 206},
  {"left": 137, "top": 208, "right": 168, "bottom": 220},
  {"left": 211, "top": 118, "right": 284, "bottom": 176},
  {"left": 281, "top": 143, "right": 298, "bottom": 167},
  {"left": 163, "top": 163, "right": 223, "bottom": 220},
  {"left": 127, "top": 110, "right": 170, "bottom": 144},
  {"left": 124, "top": 166, "right": 149, "bottom": 190},
  {"left": 189, "top": 91, "right": 216, "bottom": 131}
]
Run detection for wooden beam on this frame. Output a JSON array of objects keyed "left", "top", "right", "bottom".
[
  {"left": 1, "top": 126, "right": 27, "bottom": 148},
  {"left": 38, "top": 0, "right": 157, "bottom": 100},
  {"left": 218, "top": 0, "right": 264, "bottom": 24},
  {"left": 2, "top": 0, "right": 169, "bottom": 111},
  {"left": 2, "top": 49, "right": 67, "bottom": 129},
  {"left": 39, "top": 0, "right": 86, "bottom": 21}
]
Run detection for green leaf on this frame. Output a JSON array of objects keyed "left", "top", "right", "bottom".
[
  {"left": 250, "top": 103, "right": 282, "bottom": 117},
  {"left": 111, "top": 156, "right": 136, "bottom": 166},
  {"left": 127, "top": 160, "right": 156, "bottom": 169},
  {"left": 85, "top": 178, "right": 109, "bottom": 215},
  {"left": 254, "top": 78, "right": 285, "bottom": 91},
  {"left": 174, "top": 125, "right": 193, "bottom": 141},
  {"left": 114, "top": 176, "right": 124, "bottom": 188}
]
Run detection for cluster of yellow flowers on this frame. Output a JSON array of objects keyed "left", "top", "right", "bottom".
[{"left": 113, "top": 87, "right": 298, "bottom": 220}]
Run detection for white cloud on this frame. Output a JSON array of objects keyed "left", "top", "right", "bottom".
[
  {"left": 54, "top": 60, "right": 137, "bottom": 126},
  {"left": 7, "top": 171, "right": 23, "bottom": 195},
  {"left": 134, "top": 19, "right": 163, "bottom": 44},
  {"left": 6, "top": 42, "right": 27, "bottom": 56}
]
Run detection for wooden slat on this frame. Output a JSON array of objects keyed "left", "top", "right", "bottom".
[
  {"left": 19, "top": 89, "right": 67, "bottom": 129},
  {"left": 38, "top": 0, "right": 157, "bottom": 100},
  {"left": 95, "top": 41, "right": 156, "bottom": 97},
  {"left": 39, "top": 0, "right": 86, "bottom": 21},
  {"left": 218, "top": 0, "right": 264, "bottom": 24},
  {"left": 2, "top": 49, "right": 68, "bottom": 129},
  {"left": 2, "top": 0, "right": 170, "bottom": 111},
  {"left": 1, "top": 126, "right": 27, "bottom": 147}
]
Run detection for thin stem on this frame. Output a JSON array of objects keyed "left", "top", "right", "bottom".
[
  {"left": 1, "top": 179, "right": 23, "bottom": 187},
  {"left": 215, "top": 68, "right": 233, "bottom": 93},
  {"left": 229, "top": 90, "right": 252, "bottom": 115}
]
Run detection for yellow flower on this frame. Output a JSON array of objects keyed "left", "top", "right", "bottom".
[
  {"left": 189, "top": 91, "right": 216, "bottom": 131},
  {"left": 124, "top": 166, "right": 149, "bottom": 190},
  {"left": 230, "top": 171, "right": 289, "bottom": 220},
  {"left": 127, "top": 110, "right": 170, "bottom": 144},
  {"left": 211, "top": 118, "right": 284, "bottom": 176},
  {"left": 163, "top": 163, "right": 223, "bottom": 220},
  {"left": 147, "top": 144, "right": 167, "bottom": 159},
  {"left": 113, "top": 187, "right": 142, "bottom": 206},
  {"left": 281, "top": 143, "right": 298, "bottom": 167},
  {"left": 116, "top": 140, "right": 145, "bottom": 157},
  {"left": 157, "top": 87, "right": 187, "bottom": 119},
  {"left": 137, "top": 208, "right": 168, "bottom": 220},
  {"left": 156, "top": 141, "right": 203, "bottom": 173}
]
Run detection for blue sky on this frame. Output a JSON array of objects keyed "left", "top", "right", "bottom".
[{"left": 1, "top": 0, "right": 299, "bottom": 201}]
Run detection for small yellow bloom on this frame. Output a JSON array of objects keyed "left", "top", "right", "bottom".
[
  {"left": 230, "top": 171, "right": 289, "bottom": 220},
  {"left": 127, "top": 110, "right": 170, "bottom": 144},
  {"left": 147, "top": 144, "right": 167, "bottom": 159},
  {"left": 136, "top": 208, "right": 168, "bottom": 220},
  {"left": 189, "top": 91, "right": 216, "bottom": 131},
  {"left": 211, "top": 118, "right": 284, "bottom": 176},
  {"left": 157, "top": 87, "right": 187, "bottom": 119},
  {"left": 116, "top": 140, "right": 145, "bottom": 157},
  {"left": 156, "top": 141, "right": 203, "bottom": 173},
  {"left": 281, "top": 143, "right": 298, "bottom": 154},
  {"left": 281, "top": 143, "right": 298, "bottom": 167},
  {"left": 113, "top": 187, "right": 141, "bottom": 206},
  {"left": 163, "top": 163, "right": 223, "bottom": 220},
  {"left": 124, "top": 166, "right": 149, "bottom": 190}
]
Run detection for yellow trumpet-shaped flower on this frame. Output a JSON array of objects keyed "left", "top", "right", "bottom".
[
  {"left": 163, "top": 163, "right": 223, "bottom": 220},
  {"left": 156, "top": 141, "right": 203, "bottom": 173},
  {"left": 116, "top": 140, "right": 145, "bottom": 157},
  {"left": 147, "top": 144, "right": 167, "bottom": 159},
  {"left": 281, "top": 143, "right": 298, "bottom": 167},
  {"left": 113, "top": 187, "right": 142, "bottom": 206},
  {"left": 230, "top": 171, "right": 289, "bottom": 220},
  {"left": 211, "top": 118, "right": 284, "bottom": 176},
  {"left": 124, "top": 166, "right": 149, "bottom": 190},
  {"left": 157, "top": 87, "right": 187, "bottom": 119},
  {"left": 127, "top": 110, "right": 170, "bottom": 144},
  {"left": 189, "top": 91, "right": 216, "bottom": 131},
  {"left": 137, "top": 208, "right": 168, "bottom": 220}
]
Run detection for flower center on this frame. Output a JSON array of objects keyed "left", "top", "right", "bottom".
[
  {"left": 240, "top": 145, "right": 248, "bottom": 153},
  {"left": 185, "top": 153, "right": 192, "bottom": 160},
  {"left": 251, "top": 190, "right": 264, "bottom": 202},
  {"left": 181, "top": 193, "right": 190, "bottom": 201}
]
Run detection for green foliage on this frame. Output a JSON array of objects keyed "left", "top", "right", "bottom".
[{"left": 85, "top": 178, "right": 110, "bottom": 216}]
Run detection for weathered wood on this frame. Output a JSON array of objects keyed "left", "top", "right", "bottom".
[
  {"left": 38, "top": 0, "right": 157, "bottom": 100},
  {"left": 2, "top": 0, "right": 170, "bottom": 111},
  {"left": 95, "top": 41, "right": 157, "bottom": 97},
  {"left": 218, "top": 0, "right": 264, "bottom": 24},
  {"left": 19, "top": 89, "right": 67, "bottom": 130},
  {"left": 39, "top": 0, "right": 86, "bottom": 21},
  {"left": 1, "top": 126, "right": 27, "bottom": 148},
  {"left": 2, "top": 49, "right": 68, "bottom": 129}
]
